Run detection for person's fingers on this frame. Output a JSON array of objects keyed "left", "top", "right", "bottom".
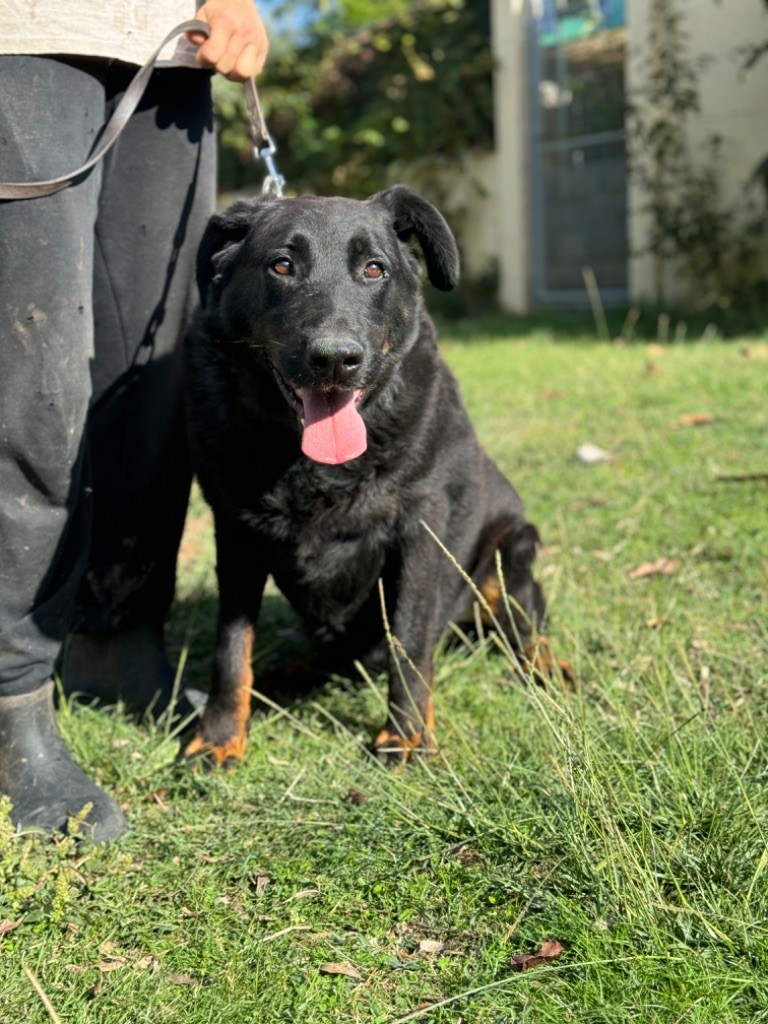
[
  {"left": 194, "top": 17, "right": 236, "bottom": 70},
  {"left": 185, "top": 28, "right": 209, "bottom": 47},
  {"left": 202, "top": 36, "right": 238, "bottom": 77},
  {"left": 231, "top": 42, "right": 267, "bottom": 82},
  {"left": 188, "top": 2, "right": 269, "bottom": 79},
  {"left": 202, "top": 32, "right": 255, "bottom": 80}
]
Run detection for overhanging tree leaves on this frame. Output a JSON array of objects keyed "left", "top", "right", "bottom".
[{"left": 214, "top": 0, "right": 493, "bottom": 197}]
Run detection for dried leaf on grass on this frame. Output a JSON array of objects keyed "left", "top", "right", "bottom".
[
  {"left": 318, "top": 961, "right": 362, "bottom": 980},
  {"left": 96, "top": 941, "right": 125, "bottom": 972},
  {"left": 593, "top": 543, "right": 624, "bottom": 562},
  {"left": 511, "top": 939, "right": 564, "bottom": 972},
  {"left": 148, "top": 788, "right": 168, "bottom": 809},
  {"left": 646, "top": 616, "right": 671, "bottom": 629},
  {"left": 135, "top": 957, "right": 161, "bottom": 971},
  {"left": 262, "top": 924, "right": 311, "bottom": 942},
  {"left": 576, "top": 442, "right": 612, "bottom": 465},
  {"left": 96, "top": 960, "right": 125, "bottom": 973},
  {"left": 739, "top": 343, "right": 768, "bottom": 359},
  {"left": 0, "top": 919, "right": 22, "bottom": 935},
  {"left": 88, "top": 942, "right": 164, "bottom": 975},
  {"left": 286, "top": 888, "right": 321, "bottom": 903},
  {"left": 453, "top": 843, "right": 483, "bottom": 867},
  {"left": 165, "top": 972, "right": 198, "bottom": 985},
  {"left": 629, "top": 557, "right": 679, "bottom": 580},
  {"left": 673, "top": 413, "right": 718, "bottom": 428},
  {"left": 92, "top": 957, "right": 191, "bottom": 985},
  {"left": 418, "top": 939, "right": 445, "bottom": 954}
]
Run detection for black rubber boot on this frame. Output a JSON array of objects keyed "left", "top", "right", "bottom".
[
  {"left": 61, "top": 625, "right": 204, "bottom": 722},
  {"left": 0, "top": 681, "right": 128, "bottom": 841}
]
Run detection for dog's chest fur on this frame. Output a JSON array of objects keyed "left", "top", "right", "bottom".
[{"left": 259, "top": 458, "right": 399, "bottom": 586}]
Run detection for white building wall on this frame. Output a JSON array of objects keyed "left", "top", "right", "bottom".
[
  {"left": 432, "top": 152, "right": 500, "bottom": 282},
  {"left": 626, "top": 0, "right": 768, "bottom": 305},
  {"left": 471, "top": 0, "right": 767, "bottom": 310},
  {"left": 490, "top": 0, "right": 533, "bottom": 312}
]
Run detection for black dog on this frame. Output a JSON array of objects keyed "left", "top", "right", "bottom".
[{"left": 184, "top": 186, "right": 568, "bottom": 765}]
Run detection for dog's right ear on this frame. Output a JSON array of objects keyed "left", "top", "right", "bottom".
[{"left": 196, "top": 200, "right": 256, "bottom": 306}]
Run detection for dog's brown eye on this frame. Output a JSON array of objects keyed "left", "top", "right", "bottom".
[
  {"left": 271, "top": 258, "right": 293, "bottom": 276},
  {"left": 363, "top": 261, "right": 385, "bottom": 280}
]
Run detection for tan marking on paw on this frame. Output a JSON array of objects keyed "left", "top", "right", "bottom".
[
  {"left": 523, "top": 637, "right": 576, "bottom": 686},
  {"left": 183, "top": 726, "right": 248, "bottom": 765},
  {"left": 373, "top": 724, "right": 436, "bottom": 763},
  {"left": 184, "top": 641, "right": 254, "bottom": 766}
]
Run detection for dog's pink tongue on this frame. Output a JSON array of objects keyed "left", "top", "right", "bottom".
[{"left": 301, "top": 389, "right": 367, "bottom": 464}]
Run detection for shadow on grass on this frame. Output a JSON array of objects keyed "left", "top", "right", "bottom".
[
  {"left": 166, "top": 589, "right": 381, "bottom": 738},
  {"left": 433, "top": 305, "right": 768, "bottom": 344}
]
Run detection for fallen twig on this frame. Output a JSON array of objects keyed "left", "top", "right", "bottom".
[
  {"left": 716, "top": 473, "right": 768, "bottom": 484},
  {"left": 24, "top": 965, "right": 64, "bottom": 1024}
]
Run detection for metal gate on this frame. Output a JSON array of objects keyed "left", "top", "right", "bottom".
[{"left": 530, "top": 0, "right": 628, "bottom": 307}]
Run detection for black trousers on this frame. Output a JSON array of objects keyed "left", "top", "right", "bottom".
[{"left": 0, "top": 56, "right": 216, "bottom": 696}]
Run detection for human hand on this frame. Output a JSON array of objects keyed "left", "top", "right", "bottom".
[{"left": 187, "top": 0, "right": 269, "bottom": 81}]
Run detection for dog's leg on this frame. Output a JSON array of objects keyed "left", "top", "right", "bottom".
[
  {"left": 373, "top": 545, "right": 443, "bottom": 766},
  {"left": 482, "top": 522, "right": 575, "bottom": 685},
  {"left": 184, "top": 529, "right": 267, "bottom": 766}
]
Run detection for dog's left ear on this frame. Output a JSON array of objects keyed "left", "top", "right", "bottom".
[{"left": 372, "top": 186, "right": 460, "bottom": 292}]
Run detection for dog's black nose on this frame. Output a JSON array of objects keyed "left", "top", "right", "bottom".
[{"left": 306, "top": 338, "right": 364, "bottom": 383}]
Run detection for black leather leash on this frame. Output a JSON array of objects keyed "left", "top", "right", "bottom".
[{"left": 0, "top": 18, "right": 284, "bottom": 201}]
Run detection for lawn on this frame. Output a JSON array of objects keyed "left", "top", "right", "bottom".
[{"left": 2, "top": 317, "right": 767, "bottom": 1024}]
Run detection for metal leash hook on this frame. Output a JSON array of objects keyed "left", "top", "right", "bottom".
[
  {"left": 244, "top": 77, "right": 285, "bottom": 198},
  {"left": 257, "top": 135, "right": 285, "bottom": 198}
]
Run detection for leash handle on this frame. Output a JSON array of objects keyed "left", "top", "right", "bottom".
[{"left": 0, "top": 20, "right": 283, "bottom": 201}]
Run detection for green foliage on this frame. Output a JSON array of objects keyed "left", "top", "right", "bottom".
[
  {"left": 626, "top": 0, "right": 768, "bottom": 315},
  {"left": 0, "top": 797, "right": 104, "bottom": 931},
  {"left": 215, "top": 0, "right": 493, "bottom": 197}
]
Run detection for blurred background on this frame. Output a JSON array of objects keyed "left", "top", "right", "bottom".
[{"left": 213, "top": 0, "right": 768, "bottom": 325}]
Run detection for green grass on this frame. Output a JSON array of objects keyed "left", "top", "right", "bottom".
[{"left": 2, "top": 321, "right": 768, "bottom": 1023}]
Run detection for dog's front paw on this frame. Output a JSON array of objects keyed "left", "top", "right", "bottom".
[
  {"left": 373, "top": 727, "right": 436, "bottom": 766},
  {"left": 183, "top": 722, "right": 248, "bottom": 767},
  {"left": 522, "top": 637, "right": 576, "bottom": 686}
]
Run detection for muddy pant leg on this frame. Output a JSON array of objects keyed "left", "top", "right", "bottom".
[
  {"left": 0, "top": 56, "right": 127, "bottom": 839},
  {"left": 0, "top": 57, "right": 105, "bottom": 697},
  {"left": 73, "top": 65, "right": 216, "bottom": 633}
]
